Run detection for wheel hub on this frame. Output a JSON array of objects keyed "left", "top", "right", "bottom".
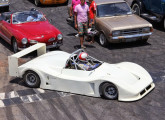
[
  {"left": 106, "top": 87, "right": 116, "bottom": 95},
  {"left": 26, "top": 73, "right": 37, "bottom": 85}
]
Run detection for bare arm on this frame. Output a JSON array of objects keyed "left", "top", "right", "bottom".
[
  {"left": 74, "top": 12, "right": 78, "bottom": 29},
  {"left": 70, "top": 6, "right": 73, "bottom": 17}
]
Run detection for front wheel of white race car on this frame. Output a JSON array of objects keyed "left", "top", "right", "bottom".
[
  {"left": 100, "top": 83, "right": 118, "bottom": 100},
  {"left": 23, "top": 71, "right": 40, "bottom": 88}
]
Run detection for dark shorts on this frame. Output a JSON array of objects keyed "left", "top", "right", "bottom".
[{"left": 78, "top": 22, "right": 88, "bottom": 36}]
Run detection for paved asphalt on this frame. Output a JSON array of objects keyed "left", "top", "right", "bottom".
[{"left": 0, "top": 0, "right": 165, "bottom": 120}]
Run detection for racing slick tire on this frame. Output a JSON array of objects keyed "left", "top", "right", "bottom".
[
  {"left": 132, "top": 2, "right": 141, "bottom": 16},
  {"left": 100, "top": 83, "right": 118, "bottom": 100},
  {"left": 12, "top": 38, "right": 18, "bottom": 53},
  {"left": 23, "top": 71, "right": 41, "bottom": 88},
  {"left": 99, "top": 32, "right": 108, "bottom": 47},
  {"left": 34, "top": 0, "right": 41, "bottom": 6}
]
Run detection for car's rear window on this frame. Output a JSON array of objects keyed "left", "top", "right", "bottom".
[{"left": 97, "top": 2, "right": 132, "bottom": 17}]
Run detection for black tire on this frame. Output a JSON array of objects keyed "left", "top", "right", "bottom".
[
  {"left": 132, "top": 2, "right": 141, "bottom": 16},
  {"left": 34, "top": 0, "right": 41, "bottom": 6},
  {"left": 4, "top": 6, "right": 9, "bottom": 12},
  {"left": 140, "top": 38, "right": 148, "bottom": 43},
  {"left": 63, "top": 0, "right": 69, "bottom": 5},
  {"left": 100, "top": 83, "right": 118, "bottom": 100},
  {"left": 23, "top": 71, "right": 40, "bottom": 88},
  {"left": 99, "top": 32, "right": 108, "bottom": 47},
  {"left": 12, "top": 38, "right": 18, "bottom": 53}
]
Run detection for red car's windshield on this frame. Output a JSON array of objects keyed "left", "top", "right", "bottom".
[{"left": 12, "top": 11, "right": 46, "bottom": 24}]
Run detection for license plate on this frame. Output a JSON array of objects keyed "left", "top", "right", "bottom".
[{"left": 126, "top": 38, "right": 138, "bottom": 42}]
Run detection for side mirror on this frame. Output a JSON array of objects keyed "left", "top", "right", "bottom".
[{"left": 49, "top": 19, "right": 52, "bottom": 23}]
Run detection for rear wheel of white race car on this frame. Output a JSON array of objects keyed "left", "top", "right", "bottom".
[
  {"left": 100, "top": 83, "right": 118, "bottom": 100},
  {"left": 23, "top": 71, "right": 40, "bottom": 88}
]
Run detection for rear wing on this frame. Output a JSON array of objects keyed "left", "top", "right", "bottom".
[{"left": 8, "top": 43, "right": 46, "bottom": 77}]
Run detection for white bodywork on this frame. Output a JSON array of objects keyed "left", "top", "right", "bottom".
[{"left": 8, "top": 43, "right": 155, "bottom": 101}]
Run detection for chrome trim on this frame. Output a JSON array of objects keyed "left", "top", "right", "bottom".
[
  {"left": 18, "top": 42, "right": 63, "bottom": 50},
  {"left": 48, "top": 37, "right": 55, "bottom": 42},
  {"left": 46, "top": 42, "right": 63, "bottom": 49},
  {"left": 30, "top": 40, "right": 38, "bottom": 44},
  {"left": 0, "top": 3, "right": 9, "bottom": 7},
  {"left": 18, "top": 47, "right": 25, "bottom": 51},
  {"left": 0, "top": 33, "right": 10, "bottom": 43},
  {"left": 112, "top": 33, "right": 152, "bottom": 40}
]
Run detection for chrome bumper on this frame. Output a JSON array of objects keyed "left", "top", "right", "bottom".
[
  {"left": 46, "top": 42, "right": 63, "bottom": 49},
  {"left": 112, "top": 32, "right": 152, "bottom": 40},
  {"left": 0, "top": 3, "right": 10, "bottom": 7},
  {"left": 18, "top": 42, "right": 63, "bottom": 51}
]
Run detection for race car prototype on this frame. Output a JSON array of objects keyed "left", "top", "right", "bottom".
[
  {"left": 8, "top": 43, "right": 155, "bottom": 101},
  {"left": 0, "top": 9, "right": 63, "bottom": 53}
]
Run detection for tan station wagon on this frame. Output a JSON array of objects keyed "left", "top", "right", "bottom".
[{"left": 95, "top": 0, "right": 153, "bottom": 46}]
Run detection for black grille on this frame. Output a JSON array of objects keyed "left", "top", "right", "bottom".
[
  {"left": 121, "top": 28, "right": 143, "bottom": 36},
  {"left": 140, "top": 89, "right": 146, "bottom": 95},
  {"left": 146, "top": 85, "right": 151, "bottom": 90}
]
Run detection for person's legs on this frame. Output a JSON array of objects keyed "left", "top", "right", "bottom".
[
  {"left": 78, "top": 22, "right": 86, "bottom": 48},
  {"left": 80, "top": 36, "right": 85, "bottom": 48}
]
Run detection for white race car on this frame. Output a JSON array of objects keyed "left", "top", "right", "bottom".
[{"left": 8, "top": 43, "right": 155, "bottom": 101}]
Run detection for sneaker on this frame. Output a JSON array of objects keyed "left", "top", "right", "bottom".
[
  {"left": 66, "top": 17, "right": 72, "bottom": 22},
  {"left": 75, "top": 34, "right": 79, "bottom": 37},
  {"left": 81, "top": 45, "right": 86, "bottom": 49}
]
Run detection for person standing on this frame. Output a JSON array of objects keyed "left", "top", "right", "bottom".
[
  {"left": 74, "top": 0, "right": 90, "bottom": 49},
  {"left": 88, "top": 0, "right": 96, "bottom": 44},
  {"left": 69, "top": 0, "right": 81, "bottom": 18}
]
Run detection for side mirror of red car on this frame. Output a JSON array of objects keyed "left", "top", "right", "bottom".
[{"left": 49, "top": 19, "right": 52, "bottom": 23}]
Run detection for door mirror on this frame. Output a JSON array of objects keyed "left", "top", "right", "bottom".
[{"left": 49, "top": 19, "right": 52, "bottom": 23}]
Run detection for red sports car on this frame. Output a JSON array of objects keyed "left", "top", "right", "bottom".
[{"left": 0, "top": 9, "right": 63, "bottom": 53}]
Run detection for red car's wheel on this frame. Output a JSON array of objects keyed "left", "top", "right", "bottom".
[{"left": 12, "top": 38, "right": 18, "bottom": 53}]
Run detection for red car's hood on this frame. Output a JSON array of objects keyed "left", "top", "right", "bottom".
[{"left": 13, "top": 21, "right": 61, "bottom": 36}]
